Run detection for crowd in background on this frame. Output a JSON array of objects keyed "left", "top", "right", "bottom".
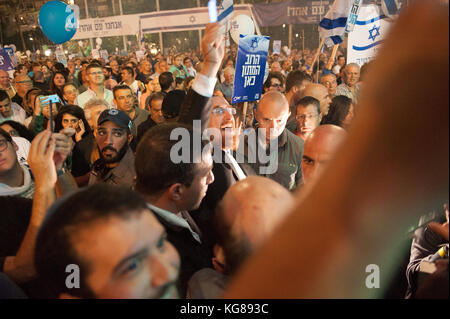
[{"left": 0, "top": 16, "right": 448, "bottom": 300}]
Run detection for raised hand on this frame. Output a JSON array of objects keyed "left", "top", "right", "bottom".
[{"left": 200, "top": 23, "right": 225, "bottom": 77}]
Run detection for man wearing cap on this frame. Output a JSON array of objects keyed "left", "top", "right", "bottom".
[{"left": 89, "top": 109, "right": 136, "bottom": 187}]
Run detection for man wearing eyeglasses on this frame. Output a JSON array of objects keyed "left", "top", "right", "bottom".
[
  {"left": 75, "top": 64, "right": 114, "bottom": 109},
  {"left": 293, "top": 96, "right": 321, "bottom": 141},
  {"left": 12, "top": 74, "right": 33, "bottom": 108}
]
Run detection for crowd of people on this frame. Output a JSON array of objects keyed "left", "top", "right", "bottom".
[{"left": 0, "top": 5, "right": 448, "bottom": 300}]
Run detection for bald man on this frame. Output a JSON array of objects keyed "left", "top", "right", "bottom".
[
  {"left": 302, "top": 125, "right": 347, "bottom": 185},
  {"left": 241, "top": 91, "right": 304, "bottom": 190},
  {"left": 187, "top": 176, "right": 294, "bottom": 298},
  {"left": 302, "top": 83, "right": 332, "bottom": 117},
  {"left": 335, "top": 63, "right": 361, "bottom": 103}
]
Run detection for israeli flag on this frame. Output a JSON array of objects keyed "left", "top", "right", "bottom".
[
  {"left": 319, "top": 0, "right": 353, "bottom": 47},
  {"left": 347, "top": 5, "right": 393, "bottom": 66}
]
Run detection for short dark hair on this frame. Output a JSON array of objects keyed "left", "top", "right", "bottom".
[
  {"left": 183, "top": 57, "right": 191, "bottom": 64},
  {"left": 85, "top": 63, "right": 102, "bottom": 74},
  {"left": 159, "top": 72, "right": 174, "bottom": 91},
  {"left": 113, "top": 84, "right": 133, "bottom": 100},
  {"left": 122, "top": 66, "right": 134, "bottom": 77},
  {"left": 0, "top": 127, "right": 13, "bottom": 144},
  {"left": 34, "top": 184, "right": 149, "bottom": 298},
  {"left": 54, "top": 104, "right": 92, "bottom": 137},
  {"left": 295, "top": 96, "right": 320, "bottom": 115},
  {"left": 0, "top": 89, "right": 10, "bottom": 102},
  {"left": 263, "top": 72, "right": 285, "bottom": 89},
  {"left": 285, "top": 70, "right": 312, "bottom": 93},
  {"left": 135, "top": 122, "right": 209, "bottom": 196},
  {"left": 320, "top": 95, "right": 353, "bottom": 128},
  {"left": 146, "top": 92, "right": 165, "bottom": 110},
  {"left": 0, "top": 120, "right": 35, "bottom": 142},
  {"left": 175, "top": 77, "right": 184, "bottom": 86}
]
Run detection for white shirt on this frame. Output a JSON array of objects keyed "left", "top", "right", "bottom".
[
  {"left": 0, "top": 164, "right": 34, "bottom": 199},
  {"left": 75, "top": 87, "right": 114, "bottom": 109},
  {"left": 147, "top": 203, "right": 201, "bottom": 243},
  {"left": 12, "top": 136, "right": 30, "bottom": 165}
]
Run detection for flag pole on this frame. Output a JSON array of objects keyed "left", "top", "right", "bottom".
[
  {"left": 326, "top": 44, "right": 339, "bottom": 70},
  {"left": 310, "top": 37, "right": 325, "bottom": 77}
]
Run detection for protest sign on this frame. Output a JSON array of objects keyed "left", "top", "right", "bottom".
[
  {"left": 55, "top": 48, "right": 68, "bottom": 67},
  {"left": 136, "top": 50, "right": 145, "bottom": 62},
  {"left": 273, "top": 40, "right": 281, "bottom": 54},
  {"left": 100, "top": 50, "right": 109, "bottom": 62},
  {"left": 92, "top": 49, "right": 100, "bottom": 59},
  {"left": 232, "top": 34, "right": 270, "bottom": 103},
  {"left": 347, "top": 5, "right": 393, "bottom": 66},
  {"left": 0, "top": 49, "right": 14, "bottom": 72},
  {"left": 3, "top": 47, "right": 18, "bottom": 67}
]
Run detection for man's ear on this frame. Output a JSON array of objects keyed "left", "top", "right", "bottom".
[
  {"left": 59, "top": 293, "right": 81, "bottom": 299},
  {"left": 167, "top": 183, "right": 184, "bottom": 202},
  {"left": 127, "top": 133, "right": 133, "bottom": 144}
]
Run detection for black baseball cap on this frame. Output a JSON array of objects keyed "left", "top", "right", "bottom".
[{"left": 97, "top": 109, "right": 133, "bottom": 132}]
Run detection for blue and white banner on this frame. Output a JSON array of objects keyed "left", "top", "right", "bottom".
[
  {"left": 3, "top": 47, "right": 17, "bottom": 68},
  {"left": 347, "top": 5, "right": 393, "bottom": 67},
  {"left": 232, "top": 35, "right": 270, "bottom": 103},
  {"left": 0, "top": 49, "right": 14, "bottom": 72}
]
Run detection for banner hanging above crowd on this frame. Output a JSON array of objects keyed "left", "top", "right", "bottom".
[
  {"left": 72, "top": 5, "right": 252, "bottom": 40},
  {"left": 72, "top": 15, "right": 139, "bottom": 40},
  {"left": 250, "top": 0, "right": 332, "bottom": 27}
]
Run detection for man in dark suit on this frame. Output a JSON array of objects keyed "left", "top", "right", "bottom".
[{"left": 135, "top": 22, "right": 224, "bottom": 297}]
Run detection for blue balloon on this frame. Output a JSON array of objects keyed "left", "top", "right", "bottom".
[{"left": 39, "top": 1, "right": 78, "bottom": 44}]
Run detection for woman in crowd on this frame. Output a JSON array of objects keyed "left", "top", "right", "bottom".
[
  {"left": 27, "top": 90, "right": 60, "bottom": 134},
  {"left": 140, "top": 76, "right": 162, "bottom": 110},
  {"left": 320, "top": 95, "right": 355, "bottom": 130},
  {"left": 54, "top": 104, "right": 92, "bottom": 186},
  {"left": 54, "top": 104, "right": 91, "bottom": 143},
  {"left": 0, "top": 120, "right": 35, "bottom": 142},
  {"left": 49, "top": 71, "right": 68, "bottom": 104}
]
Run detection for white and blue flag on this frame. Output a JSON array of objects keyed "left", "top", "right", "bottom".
[
  {"left": 347, "top": 4, "right": 393, "bottom": 66},
  {"left": 319, "top": 0, "right": 353, "bottom": 47}
]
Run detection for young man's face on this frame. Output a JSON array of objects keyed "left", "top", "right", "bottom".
[
  {"left": 114, "top": 88, "right": 135, "bottom": 113},
  {"left": 180, "top": 152, "right": 214, "bottom": 211},
  {"left": 121, "top": 70, "right": 133, "bottom": 83},
  {"left": 296, "top": 104, "right": 320, "bottom": 140},
  {"left": 95, "top": 121, "right": 130, "bottom": 163},
  {"left": 0, "top": 98, "right": 12, "bottom": 117},
  {"left": 69, "top": 210, "right": 180, "bottom": 299}
]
